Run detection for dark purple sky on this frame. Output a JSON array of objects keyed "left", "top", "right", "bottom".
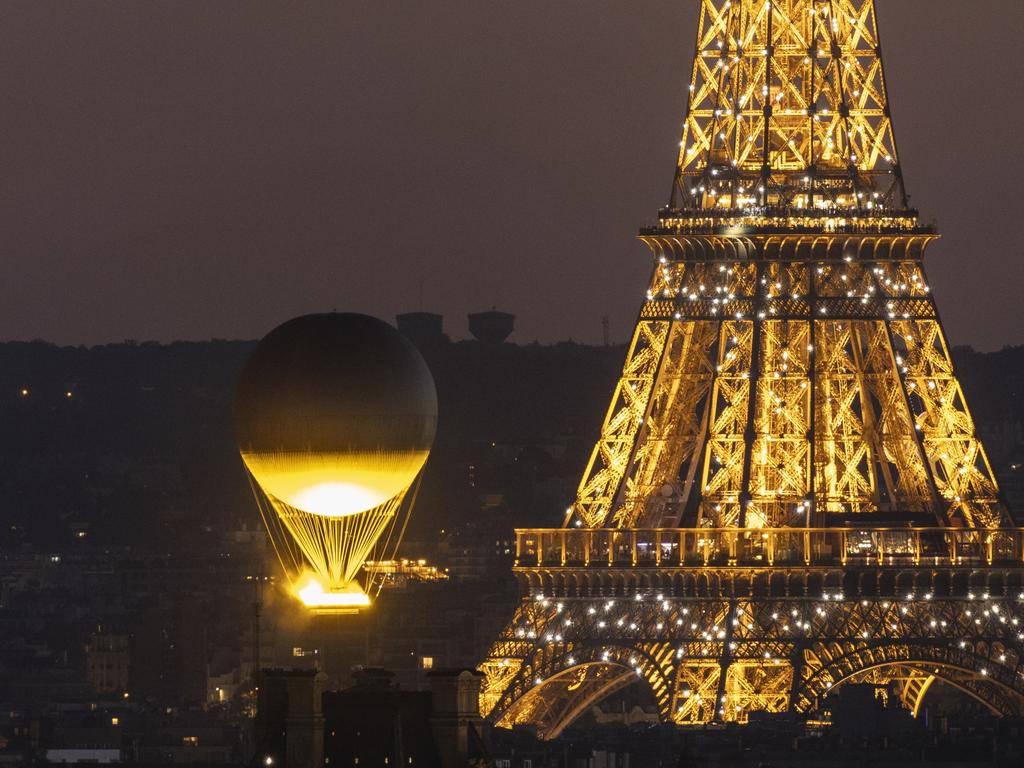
[{"left": 1, "top": 1, "right": 1021, "bottom": 348}]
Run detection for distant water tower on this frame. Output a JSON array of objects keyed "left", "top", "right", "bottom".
[{"left": 468, "top": 309, "right": 514, "bottom": 344}]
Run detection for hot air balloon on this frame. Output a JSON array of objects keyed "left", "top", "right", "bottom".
[{"left": 234, "top": 313, "right": 437, "bottom": 612}]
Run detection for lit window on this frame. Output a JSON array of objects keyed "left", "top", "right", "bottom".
[
  {"left": 421, "top": 656, "right": 433, "bottom": 670},
  {"left": 111, "top": 717, "right": 119, "bottom": 726},
  {"left": 182, "top": 736, "right": 198, "bottom": 746}
]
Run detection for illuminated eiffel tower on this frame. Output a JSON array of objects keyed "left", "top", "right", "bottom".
[{"left": 480, "top": 0, "right": 1024, "bottom": 737}]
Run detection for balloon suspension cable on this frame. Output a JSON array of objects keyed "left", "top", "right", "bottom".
[
  {"left": 246, "top": 469, "right": 304, "bottom": 583},
  {"left": 367, "top": 466, "right": 425, "bottom": 599},
  {"left": 271, "top": 491, "right": 406, "bottom": 591}
]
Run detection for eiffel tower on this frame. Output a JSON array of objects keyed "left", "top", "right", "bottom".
[{"left": 479, "top": 0, "right": 1024, "bottom": 737}]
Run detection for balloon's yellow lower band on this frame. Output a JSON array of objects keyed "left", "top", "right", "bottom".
[{"left": 241, "top": 449, "right": 428, "bottom": 518}]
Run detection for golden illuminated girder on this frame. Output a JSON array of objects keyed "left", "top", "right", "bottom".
[
  {"left": 844, "top": 665, "right": 936, "bottom": 716},
  {"left": 701, "top": 317, "right": 755, "bottom": 526},
  {"left": 673, "top": 662, "right": 723, "bottom": 724},
  {"left": 480, "top": 591, "right": 1024, "bottom": 735},
  {"left": 569, "top": 320, "right": 670, "bottom": 528},
  {"left": 478, "top": 658, "right": 523, "bottom": 718},
  {"left": 723, "top": 663, "right": 793, "bottom": 723},
  {"left": 815, "top": 321, "right": 871, "bottom": 510},
  {"left": 890, "top": 318, "right": 1005, "bottom": 528},
  {"left": 492, "top": 662, "right": 639, "bottom": 739},
  {"left": 672, "top": 0, "right": 906, "bottom": 216},
  {"left": 614, "top": 321, "right": 717, "bottom": 528},
  {"left": 567, "top": 235, "right": 1008, "bottom": 531}
]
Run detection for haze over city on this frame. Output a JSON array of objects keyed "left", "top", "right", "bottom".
[
  {"left": 0, "top": 1, "right": 1022, "bottom": 348},
  {"left": 3, "top": 2, "right": 1024, "bottom": 767}
]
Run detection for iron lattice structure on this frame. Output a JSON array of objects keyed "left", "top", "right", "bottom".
[
  {"left": 672, "top": 0, "right": 907, "bottom": 214},
  {"left": 480, "top": 0, "right": 1024, "bottom": 736}
]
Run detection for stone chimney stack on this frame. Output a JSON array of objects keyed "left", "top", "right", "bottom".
[
  {"left": 428, "top": 669, "right": 485, "bottom": 768},
  {"left": 284, "top": 671, "right": 326, "bottom": 768}
]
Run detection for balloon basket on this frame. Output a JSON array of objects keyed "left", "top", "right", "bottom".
[{"left": 294, "top": 574, "right": 371, "bottom": 615}]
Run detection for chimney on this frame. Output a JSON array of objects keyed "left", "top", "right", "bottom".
[
  {"left": 428, "top": 670, "right": 485, "bottom": 768},
  {"left": 284, "top": 671, "right": 326, "bottom": 768}
]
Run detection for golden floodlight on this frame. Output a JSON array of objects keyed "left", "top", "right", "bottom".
[{"left": 234, "top": 313, "right": 437, "bottom": 612}]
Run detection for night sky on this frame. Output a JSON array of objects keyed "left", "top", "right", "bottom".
[{"left": 1, "top": 1, "right": 1021, "bottom": 349}]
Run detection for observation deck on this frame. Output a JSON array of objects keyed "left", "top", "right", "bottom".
[
  {"left": 643, "top": 206, "right": 932, "bottom": 237},
  {"left": 515, "top": 527, "right": 1024, "bottom": 599}
]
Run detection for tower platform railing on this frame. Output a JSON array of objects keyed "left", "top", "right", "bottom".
[{"left": 515, "top": 528, "right": 1024, "bottom": 570}]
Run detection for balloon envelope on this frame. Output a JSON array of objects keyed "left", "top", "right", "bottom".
[{"left": 234, "top": 313, "right": 437, "bottom": 518}]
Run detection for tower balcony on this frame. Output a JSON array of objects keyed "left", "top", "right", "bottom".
[
  {"left": 643, "top": 206, "right": 932, "bottom": 237},
  {"left": 513, "top": 527, "right": 1024, "bottom": 601},
  {"left": 516, "top": 527, "right": 1024, "bottom": 570}
]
